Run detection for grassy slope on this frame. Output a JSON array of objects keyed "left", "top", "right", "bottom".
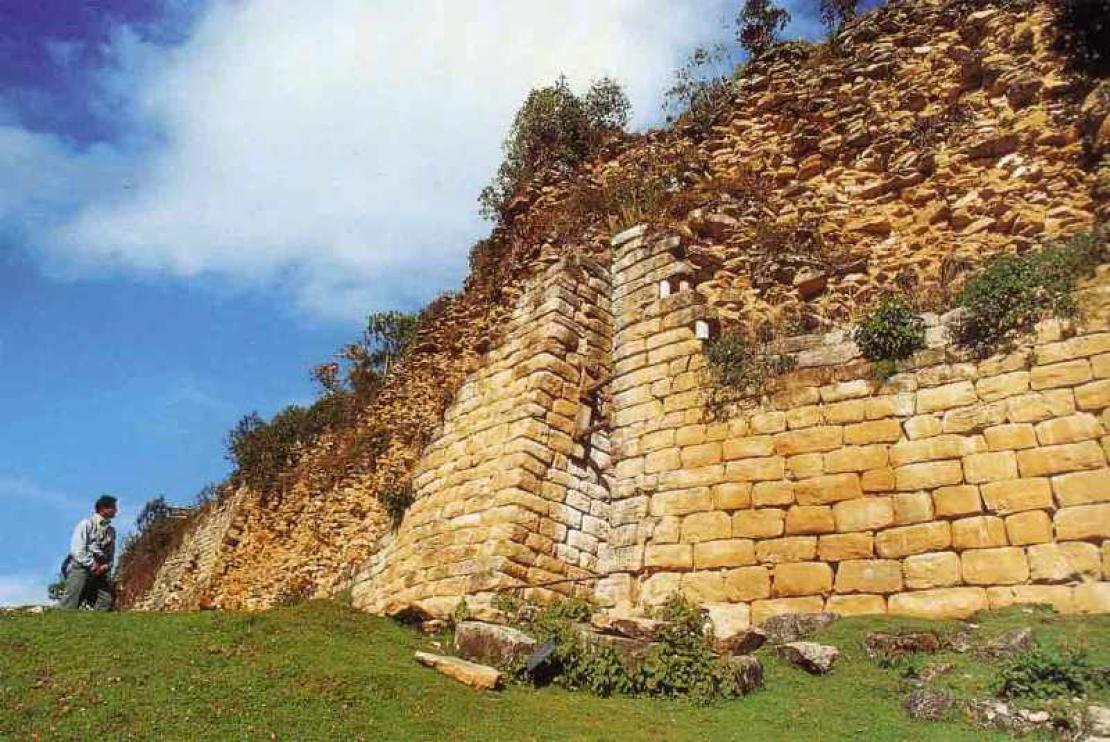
[{"left": 1, "top": 601, "right": 1107, "bottom": 741}]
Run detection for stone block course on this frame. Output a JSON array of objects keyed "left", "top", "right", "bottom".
[
  {"left": 835, "top": 559, "right": 903, "bottom": 594},
  {"left": 833, "top": 497, "right": 894, "bottom": 532},
  {"left": 773, "top": 562, "right": 833, "bottom": 597},
  {"left": 961, "top": 547, "right": 1029, "bottom": 585},
  {"left": 980, "top": 478, "right": 1053, "bottom": 513},
  {"left": 876, "top": 521, "right": 951, "bottom": 558},
  {"left": 903, "top": 551, "right": 961, "bottom": 589}
]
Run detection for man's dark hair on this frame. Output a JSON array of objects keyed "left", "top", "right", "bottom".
[{"left": 95, "top": 495, "right": 118, "bottom": 511}]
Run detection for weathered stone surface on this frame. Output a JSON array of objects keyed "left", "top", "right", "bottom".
[
  {"left": 776, "top": 642, "right": 839, "bottom": 674},
  {"left": 904, "top": 689, "right": 955, "bottom": 721},
  {"left": 986, "top": 585, "right": 1075, "bottom": 613},
  {"left": 415, "top": 652, "right": 502, "bottom": 690},
  {"left": 876, "top": 521, "right": 951, "bottom": 558},
  {"left": 760, "top": 612, "right": 837, "bottom": 643},
  {"left": 888, "top": 588, "right": 989, "bottom": 619},
  {"left": 818, "top": 532, "right": 874, "bottom": 561},
  {"left": 454, "top": 621, "right": 538, "bottom": 667},
  {"left": 724, "top": 566, "right": 772, "bottom": 601},
  {"left": 980, "top": 478, "right": 1053, "bottom": 513},
  {"left": 1027, "top": 542, "right": 1102, "bottom": 583},
  {"left": 903, "top": 551, "right": 962, "bottom": 589},
  {"left": 951, "top": 516, "right": 1008, "bottom": 550},
  {"left": 825, "top": 594, "right": 886, "bottom": 616},
  {"left": 1054, "top": 503, "right": 1110, "bottom": 541},
  {"left": 590, "top": 614, "right": 667, "bottom": 642},
  {"left": 835, "top": 559, "right": 903, "bottom": 594},
  {"left": 961, "top": 547, "right": 1029, "bottom": 585},
  {"left": 725, "top": 655, "right": 765, "bottom": 693},
  {"left": 773, "top": 562, "right": 833, "bottom": 597},
  {"left": 864, "top": 631, "right": 941, "bottom": 659},
  {"left": 1052, "top": 469, "right": 1110, "bottom": 506},
  {"left": 833, "top": 497, "right": 894, "bottom": 532}
]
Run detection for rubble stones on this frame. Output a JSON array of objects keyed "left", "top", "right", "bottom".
[
  {"left": 761, "top": 612, "right": 837, "bottom": 644},
  {"left": 775, "top": 642, "right": 840, "bottom": 674},
  {"left": 414, "top": 652, "right": 503, "bottom": 691},
  {"left": 454, "top": 622, "right": 538, "bottom": 668}
]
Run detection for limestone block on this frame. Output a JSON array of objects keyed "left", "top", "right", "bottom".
[
  {"left": 824, "top": 400, "right": 865, "bottom": 425},
  {"left": 1054, "top": 504, "right": 1110, "bottom": 540},
  {"left": 876, "top": 521, "right": 951, "bottom": 558},
  {"left": 835, "top": 559, "right": 903, "bottom": 594},
  {"left": 751, "top": 411, "right": 787, "bottom": 434},
  {"left": 896, "top": 461, "right": 964, "bottom": 490},
  {"left": 916, "top": 382, "right": 978, "bottom": 414},
  {"left": 724, "top": 566, "right": 772, "bottom": 601},
  {"left": 1076, "top": 380, "right": 1110, "bottom": 411},
  {"left": 1030, "top": 359, "right": 1092, "bottom": 390},
  {"left": 795, "top": 474, "right": 863, "bottom": 505},
  {"left": 734, "top": 509, "right": 786, "bottom": 539},
  {"left": 1051, "top": 470, "right": 1110, "bottom": 506},
  {"left": 890, "top": 435, "right": 980, "bottom": 467},
  {"left": 787, "top": 405, "right": 825, "bottom": 429},
  {"left": 1036, "top": 334, "right": 1110, "bottom": 365},
  {"left": 825, "top": 594, "right": 887, "bottom": 616},
  {"left": 651, "top": 489, "right": 713, "bottom": 516},
  {"left": 752, "top": 481, "right": 795, "bottom": 507},
  {"left": 1028, "top": 542, "right": 1102, "bottom": 582},
  {"left": 903, "top": 551, "right": 962, "bottom": 589},
  {"left": 984, "top": 423, "right": 1038, "bottom": 451},
  {"left": 681, "top": 443, "right": 723, "bottom": 468},
  {"left": 952, "top": 515, "right": 1008, "bottom": 550},
  {"left": 681, "top": 512, "right": 732, "bottom": 543},
  {"left": 844, "top": 419, "right": 903, "bottom": 445},
  {"left": 980, "top": 478, "right": 1053, "bottom": 513},
  {"left": 963, "top": 451, "right": 1018, "bottom": 484},
  {"left": 1036, "top": 413, "right": 1103, "bottom": 446},
  {"left": 675, "top": 425, "right": 706, "bottom": 447},
  {"left": 976, "top": 371, "right": 1030, "bottom": 402},
  {"left": 659, "top": 465, "right": 725, "bottom": 490},
  {"left": 893, "top": 491, "right": 935, "bottom": 524},
  {"left": 751, "top": 596, "right": 826, "bottom": 627},
  {"left": 1073, "top": 582, "right": 1110, "bottom": 613},
  {"left": 694, "top": 539, "right": 757, "bottom": 569},
  {"left": 824, "top": 445, "right": 889, "bottom": 473},
  {"left": 785, "top": 505, "right": 836, "bottom": 535},
  {"left": 639, "top": 572, "right": 682, "bottom": 606},
  {"left": 1004, "top": 510, "right": 1053, "bottom": 546},
  {"left": 726, "top": 457, "right": 787, "bottom": 482},
  {"left": 820, "top": 380, "right": 873, "bottom": 403},
  {"left": 724, "top": 436, "right": 775, "bottom": 460},
  {"left": 1017, "top": 441, "right": 1106, "bottom": 477},
  {"left": 986, "top": 585, "right": 1075, "bottom": 614},
  {"left": 774, "top": 426, "right": 844, "bottom": 456},
  {"left": 862, "top": 468, "right": 897, "bottom": 492},
  {"left": 773, "top": 562, "right": 834, "bottom": 597},
  {"left": 1097, "top": 354, "right": 1110, "bottom": 379},
  {"left": 644, "top": 544, "right": 692, "bottom": 571},
  {"left": 933, "top": 485, "right": 982, "bottom": 517},
  {"left": 755, "top": 537, "right": 818, "bottom": 564},
  {"left": 681, "top": 572, "right": 729, "bottom": 603},
  {"left": 713, "top": 483, "right": 753, "bottom": 510},
  {"left": 888, "top": 588, "right": 989, "bottom": 619},
  {"left": 1006, "top": 390, "right": 1076, "bottom": 424},
  {"left": 818, "top": 533, "right": 874, "bottom": 561},
  {"left": 833, "top": 497, "right": 894, "bottom": 532},
  {"left": 905, "top": 415, "right": 943, "bottom": 440},
  {"left": 961, "top": 547, "right": 1029, "bottom": 585}
]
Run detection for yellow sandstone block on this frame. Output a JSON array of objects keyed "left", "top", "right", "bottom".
[
  {"left": 787, "top": 453, "right": 825, "bottom": 479},
  {"left": 835, "top": 559, "right": 903, "bottom": 594},
  {"left": 903, "top": 551, "right": 961, "bottom": 589},
  {"left": 751, "top": 481, "right": 795, "bottom": 507},
  {"left": 833, "top": 497, "right": 894, "bottom": 532},
  {"left": 1051, "top": 470, "right": 1110, "bottom": 506},
  {"left": 693, "top": 539, "right": 757, "bottom": 569},
  {"left": 1054, "top": 503, "right": 1110, "bottom": 540},
  {"left": 818, "top": 532, "right": 875, "bottom": 561},
  {"left": 795, "top": 473, "right": 863, "bottom": 505},
  {"left": 895, "top": 460, "right": 964, "bottom": 490},
  {"left": 680, "top": 511, "right": 732, "bottom": 543},
  {"left": 824, "top": 445, "right": 889, "bottom": 473},
  {"left": 733, "top": 509, "right": 786, "bottom": 539},
  {"left": 651, "top": 489, "right": 713, "bottom": 516},
  {"left": 986, "top": 585, "right": 1075, "bottom": 614},
  {"left": 963, "top": 451, "right": 1018, "bottom": 484},
  {"left": 824, "top": 399, "right": 866, "bottom": 425},
  {"left": 980, "top": 478, "right": 1053, "bottom": 513},
  {"left": 916, "top": 381, "right": 978, "bottom": 414},
  {"left": 844, "top": 419, "right": 903, "bottom": 445},
  {"left": 951, "top": 515, "right": 1008, "bottom": 549},
  {"left": 681, "top": 572, "right": 729, "bottom": 603},
  {"left": 1075, "top": 380, "right": 1110, "bottom": 411},
  {"left": 726, "top": 457, "right": 786, "bottom": 482},
  {"left": 876, "top": 521, "right": 951, "bottom": 558},
  {"left": 825, "top": 594, "right": 887, "bottom": 616},
  {"left": 785, "top": 506, "right": 836, "bottom": 535},
  {"left": 1030, "top": 359, "right": 1092, "bottom": 390},
  {"left": 713, "top": 483, "right": 753, "bottom": 510},
  {"left": 774, "top": 426, "right": 844, "bottom": 456},
  {"left": 681, "top": 442, "right": 723, "bottom": 468},
  {"left": 1073, "top": 582, "right": 1110, "bottom": 614},
  {"left": 984, "top": 423, "right": 1038, "bottom": 451},
  {"left": 862, "top": 468, "right": 897, "bottom": 492},
  {"left": 755, "top": 537, "right": 818, "bottom": 564},
  {"left": 1016, "top": 441, "right": 1106, "bottom": 477},
  {"left": 1004, "top": 510, "right": 1053, "bottom": 546},
  {"left": 893, "top": 491, "right": 935, "bottom": 524},
  {"left": 724, "top": 565, "right": 772, "bottom": 601},
  {"left": 888, "top": 587, "right": 989, "bottom": 619},
  {"left": 723, "top": 435, "right": 775, "bottom": 460},
  {"left": 961, "top": 547, "right": 1029, "bottom": 585},
  {"left": 1027, "top": 542, "right": 1102, "bottom": 583},
  {"left": 773, "top": 562, "right": 833, "bottom": 597},
  {"left": 976, "top": 371, "right": 1030, "bottom": 402},
  {"left": 890, "top": 435, "right": 981, "bottom": 467},
  {"left": 787, "top": 405, "right": 824, "bottom": 429},
  {"left": 751, "top": 596, "right": 826, "bottom": 626},
  {"left": 644, "top": 544, "right": 692, "bottom": 571},
  {"left": 933, "top": 485, "right": 982, "bottom": 517}
]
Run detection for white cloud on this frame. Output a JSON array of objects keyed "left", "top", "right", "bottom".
[
  {"left": 5, "top": 0, "right": 827, "bottom": 320},
  {"left": 0, "top": 573, "right": 47, "bottom": 607}
]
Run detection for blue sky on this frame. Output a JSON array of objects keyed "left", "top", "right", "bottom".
[{"left": 0, "top": 0, "right": 831, "bottom": 605}]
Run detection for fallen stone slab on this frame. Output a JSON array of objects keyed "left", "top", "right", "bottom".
[
  {"left": 590, "top": 614, "right": 667, "bottom": 642},
  {"left": 414, "top": 652, "right": 502, "bottom": 691},
  {"left": 775, "top": 642, "right": 840, "bottom": 674},
  {"left": 761, "top": 612, "right": 837, "bottom": 644},
  {"left": 714, "top": 628, "right": 767, "bottom": 656},
  {"left": 725, "top": 655, "right": 765, "bottom": 694},
  {"left": 864, "top": 630, "right": 942, "bottom": 660},
  {"left": 454, "top": 621, "right": 537, "bottom": 668}
]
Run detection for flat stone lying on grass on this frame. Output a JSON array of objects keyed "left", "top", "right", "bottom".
[
  {"left": 979, "top": 627, "right": 1034, "bottom": 657},
  {"left": 967, "top": 700, "right": 1052, "bottom": 735},
  {"left": 864, "top": 630, "right": 942, "bottom": 660},
  {"left": 761, "top": 613, "right": 837, "bottom": 644},
  {"left": 414, "top": 651, "right": 503, "bottom": 691},
  {"left": 775, "top": 642, "right": 840, "bottom": 674},
  {"left": 454, "top": 621, "right": 537, "bottom": 667},
  {"left": 904, "top": 689, "right": 955, "bottom": 720},
  {"left": 1088, "top": 704, "right": 1110, "bottom": 740}
]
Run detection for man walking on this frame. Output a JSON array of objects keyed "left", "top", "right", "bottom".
[{"left": 61, "top": 495, "right": 118, "bottom": 611}]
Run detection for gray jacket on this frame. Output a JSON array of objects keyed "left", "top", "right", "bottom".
[{"left": 70, "top": 514, "right": 116, "bottom": 571}]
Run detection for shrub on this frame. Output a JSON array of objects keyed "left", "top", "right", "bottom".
[
  {"left": 1052, "top": 0, "right": 1110, "bottom": 75},
  {"left": 115, "top": 495, "right": 196, "bottom": 607},
  {"left": 662, "top": 45, "right": 736, "bottom": 128},
  {"left": 704, "top": 332, "right": 795, "bottom": 396},
  {"left": 819, "top": 0, "right": 860, "bottom": 37},
  {"left": 996, "top": 644, "right": 1106, "bottom": 699},
  {"left": 479, "top": 76, "right": 630, "bottom": 222},
  {"left": 380, "top": 483, "right": 414, "bottom": 527},
  {"left": 737, "top": 0, "right": 792, "bottom": 59},
  {"left": 955, "top": 230, "right": 1105, "bottom": 356},
  {"left": 852, "top": 295, "right": 926, "bottom": 372}
]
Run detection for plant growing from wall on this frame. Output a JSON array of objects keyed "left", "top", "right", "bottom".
[
  {"left": 955, "top": 229, "right": 1106, "bottom": 356},
  {"left": 737, "top": 0, "right": 792, "bottom": 59},
  {"left": 662, "top": 44, "right": 736, "bottom": 129},
  {"left": 852, "top": 294, "right": 926, "bottom": 379},
  {"left": 703, "top": 331, "right": 796, "bottom": 411}
]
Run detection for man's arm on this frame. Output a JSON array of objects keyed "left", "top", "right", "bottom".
[{"left": 69, "top": 519, "right": 97, "bottom": 569}]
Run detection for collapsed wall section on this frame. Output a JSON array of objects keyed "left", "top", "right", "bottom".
[
  {"left": 595, "top": 227, "right": 1110, "bottom": 622},
  {"left": 350, "top": 253, "right": 614, "bottom": 614}
]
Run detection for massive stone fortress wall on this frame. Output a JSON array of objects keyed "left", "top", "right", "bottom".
[{"left": 595, "top": 227, "right": 1110, "bottom": 622}]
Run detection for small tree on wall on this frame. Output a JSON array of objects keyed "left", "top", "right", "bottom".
[
  {"left": 819, "top": 0, "right": 860, "bottom": 37},
  {"left": 737, "top": 0, "right": 792, "bottom": 58}
]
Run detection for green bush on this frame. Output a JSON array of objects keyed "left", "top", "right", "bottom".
[
  {"left": 737, "top": 0, "right": 791, "bottom": 58},
  {"left": 955, "top": 231, "right": 1105, "bottom": 356},
  {"left": 479, "top": 76, "right": 630, "bottom": 222},
  {"left": 852, "top": 295, "right": 926, "bottom": 373},
  {"left": 380, "top": 484, "right": 414, "bottom": 527},
  {"left": 996, "top": 643, "right": 1106, "bottom": 700},
  {"left": 704, "top": 333, "right": 795, "bottom": 396}
]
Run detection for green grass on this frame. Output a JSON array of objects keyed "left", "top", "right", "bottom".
[{"left": 1, "top": 601, "right": 1107, "bottom": 740}]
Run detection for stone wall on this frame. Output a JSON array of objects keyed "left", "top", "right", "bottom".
[
  {"left": 349, "top": 252, "right": 614, "bottom": 614},
  {"left": 595, "top": 227, "right": 1110, "bottom": 622}
]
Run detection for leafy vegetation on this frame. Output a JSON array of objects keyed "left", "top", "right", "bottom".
[
  {"left": 703, "top": 332, "right": 796, "bottom": 409},
  {"left": 996, "top": 643, "right": 1107, "bottom": 700},
  {"left": 3, "top": 601, "right": 1107, "bottom": 740},
  {"left": 663, "top": 45, "right": 736, "bottom": 128},
  {"left": 1052, "top": 0, "right": 1110, "bottom": 75},
  {"left": 852, "top": 295, "right": 926, "bottom": 377},
  {"left": 819, "top": 0, "right": 861, "bottom": 37},
  {"left": 114, "top": 493, "right": 209, "bottom": 607},
  {"left": 479, "top": 76, "right": 631, "bottom": 222},
  {"left": 955, "top": 229, "right": 1106, "bottom": 356},
  {"left": 737, "top": 0, "right": 792, "bottom": 58}
]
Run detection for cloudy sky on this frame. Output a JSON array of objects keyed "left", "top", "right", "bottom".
[{"left": 0, "top": 0, "right": 830, "bottom": 606}]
